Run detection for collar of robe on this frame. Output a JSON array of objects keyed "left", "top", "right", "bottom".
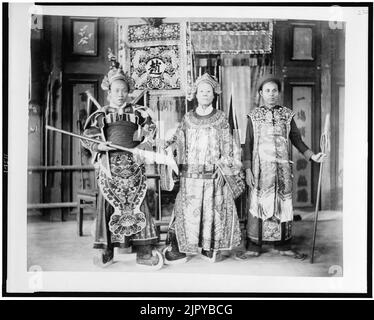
[
  {"left": 107, "top": 102, "right": 130, "bottom": 114},
  {"left": 195, "top": 105, "right": 213, "bottom": 116},
  {"left": 261, "top": 104, "right": 281, "bottom": 111}
]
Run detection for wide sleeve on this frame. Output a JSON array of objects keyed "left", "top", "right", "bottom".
[
  {"left": 134, "top": 108, "right": 157, "bottom": 150},
  {"left": 243, "top": 116, "right": 254, "bottom": 169},
  {"left": 161, "top": 115, "right": 187, "bottom": 167},
  {"left": 289, "top": 117, "right": 314, "bottom": 161},
  {"left": 217, "top": 115, "right": 242, "bottom": 176},
  {"left": 216, "top": 115, "right": 245, "bottom": 199},
  {"left": 81, "top": 112, "right": 105, "bottom": 160},
  {"left": 164, "top": 116, "right": 185, "bottom": 149}
]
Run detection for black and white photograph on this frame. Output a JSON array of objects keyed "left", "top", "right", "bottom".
[{"left": 4, "top": 2, "right": 371, "bottom": 296}]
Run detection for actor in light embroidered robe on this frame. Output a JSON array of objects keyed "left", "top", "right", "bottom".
[{"left": 163, "top": 73, "right": 243, "bottom": 264}]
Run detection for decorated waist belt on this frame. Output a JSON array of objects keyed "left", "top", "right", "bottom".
[
  {"left": 181, "top": 172, "right": 214, "bottom": 179},
  {"left": 180, "top": 164, "right": 216, "bottom": 179}
]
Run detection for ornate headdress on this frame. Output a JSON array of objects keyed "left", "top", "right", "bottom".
[
  {"left": 187, "top": 73, "right": 221, "bottom": 101},
  {"left": 101, "top": 48, "right": 135, "bottom": 92}
]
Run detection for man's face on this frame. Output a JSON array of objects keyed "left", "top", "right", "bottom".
[
  {"left": 196, "top": 82, "right": 214, "bottom": 107},
  {"left": 109, "top": 80, "right": 129, "bottom": 107},
  {"left": 260, "top": 81, "right": 279, "bottom": 106}
]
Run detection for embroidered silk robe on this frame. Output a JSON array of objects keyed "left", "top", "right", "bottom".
[
  {"left": 167, "top": 108, "right": 242, "bottom": 254},
  {"left": 244, "top": 105, "right": 313, "bottom": 244}
]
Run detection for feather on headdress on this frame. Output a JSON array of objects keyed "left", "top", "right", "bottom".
[{"left": 101, "top": 48, "right": 134, "bottom": 92}]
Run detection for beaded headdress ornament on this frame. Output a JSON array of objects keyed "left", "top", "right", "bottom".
[
  {"left": 187, "top": 73, "right": 221, "bottom": 101},
  {"left": 101, "top": 48, "right": 134, "bottom": 93}
]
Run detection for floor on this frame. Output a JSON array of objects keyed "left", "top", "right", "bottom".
[{"left": 27, "top": 210, "right": 342, "bottom": 277}]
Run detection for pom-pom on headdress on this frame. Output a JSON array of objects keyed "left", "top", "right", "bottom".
[
  {"left": 187, "top": 73, "right": 221, "bottom": 101},
  {"left": 101, "top": 48, "right": 135, "bottom": 92}
]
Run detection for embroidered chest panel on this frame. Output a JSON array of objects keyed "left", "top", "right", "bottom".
[
  {"left": 104, "top": 106, "right": 140, "bottom": 126},
  {"left": 249, "top": 106, "right": 294, "bottom": 126},
  {"left": 89, "top": 106, "right": 140, "bottom": 129}
]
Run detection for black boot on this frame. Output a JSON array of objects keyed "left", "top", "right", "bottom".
[
  {"left": 135, "top": 245, "right": 164, "bottom": 270},
  {"left": 93, "top": 247, "right": 114, "bottom": 268},
  {"left": 163, "top": 231, "right": 188, "bottom": 265}
]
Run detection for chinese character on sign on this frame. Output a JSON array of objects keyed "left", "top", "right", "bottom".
[
  {"left": 150, "top": 60, "right": 161, "bottom": 74},
  {"left": 146, "top": 58, "right": 165, "bottom": 77}
]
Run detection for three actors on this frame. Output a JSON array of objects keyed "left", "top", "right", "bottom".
[{"left": 83, "top": 58, "right": 325, "bottom": 269}]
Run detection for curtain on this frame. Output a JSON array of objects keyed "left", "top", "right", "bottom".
[
  {"left": 149, "top": 95, "right": 185, "bottom": 142},
  {"left": 221, "top": 54, "right": 272, "bottom": 144}
]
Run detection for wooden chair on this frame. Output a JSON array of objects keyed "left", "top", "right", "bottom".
[{"left": 76, "top": 188, "right": 99, "bottom": 236}]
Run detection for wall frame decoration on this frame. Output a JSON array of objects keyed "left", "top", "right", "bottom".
[
  {"left": 292, "top": 25, "right": 314, "bottom": 60},
  {"left": 71, "top": 17, "right": 98, "bottom": 56}
]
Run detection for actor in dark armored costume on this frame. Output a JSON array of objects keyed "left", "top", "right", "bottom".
[{"left": 81, "top": 54, "right": 163, "bottom": 270}]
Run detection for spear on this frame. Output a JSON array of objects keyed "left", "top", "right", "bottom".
[
  {"left": 310, "top": 113, "right": 330, "bottom": 263},
  {"left": 45, "top": 125, "right": 179, "bottom": 175},
  {"left": 44, "top": 71, "right": 53, "bottom": 187}
]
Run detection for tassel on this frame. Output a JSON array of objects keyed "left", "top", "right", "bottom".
[
  {"left": 279, "top": 197, "right": 293, "bottom": 223},
  {"left": 249, "top": 191, "right": 293, "bottom": 223}
]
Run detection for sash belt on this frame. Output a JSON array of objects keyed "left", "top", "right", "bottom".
[
  {"left": 180, "top": 164, "right": 216, "bottom": 179},
  {"left": 181, "top": 172, "right": 215, "bottom": 179}
]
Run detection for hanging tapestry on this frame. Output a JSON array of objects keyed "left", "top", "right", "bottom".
[
  {"left": 190, "top": 21, "right": 273, "bottom": 54},
  {"left": 118, "top": 20, "right": 188, "bottom": 96},
  {"left": 185, "top": 20, "right": 194, "bottom": 100},
  {"left": 130, "top": 45, "right": 181, "bottom": 90},
  {"left": 128, "top": 23, "right": 180, "bottom": 43}
]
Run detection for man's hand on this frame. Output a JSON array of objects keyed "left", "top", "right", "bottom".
[
  {"left": 246, "top": 168, "right": 255, "bottom": 188},
  {"left": 97, "top": 142, "right": 116, "bottom": 152},
  {"left": 311, "top": 152, "right": 327, "bottom": 163}
]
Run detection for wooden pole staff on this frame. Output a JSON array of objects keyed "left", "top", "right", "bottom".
[
  {"left": 310, "top": 113, "right": 330, "bottom": 263},
  {"left": 44, "top": 71, "right": 53, "bottom": 187},
  {"left": 46, "top": 125, "right": 179, "bottom": 175}
]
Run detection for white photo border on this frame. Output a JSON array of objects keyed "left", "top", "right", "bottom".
[{"left": 4, "top": 2, "right": 371, "bottom": 296}]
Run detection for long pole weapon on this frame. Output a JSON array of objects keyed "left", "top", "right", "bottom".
[
  {"left": 44, "top": 71, "right": 53, "bottom": 187},
  {"left": 45, "top": 125, "right": 179, "bottom": 175},
  {"left": 310, "top": 113, "right": 330, "bottom": 263}
]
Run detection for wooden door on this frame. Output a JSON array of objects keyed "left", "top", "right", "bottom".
[
  {"left": 274, "top": 20, "right": 322, "bottom": 208},
  {"left": 61, "top": 75, "right": 100, "bottom": 217}
]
